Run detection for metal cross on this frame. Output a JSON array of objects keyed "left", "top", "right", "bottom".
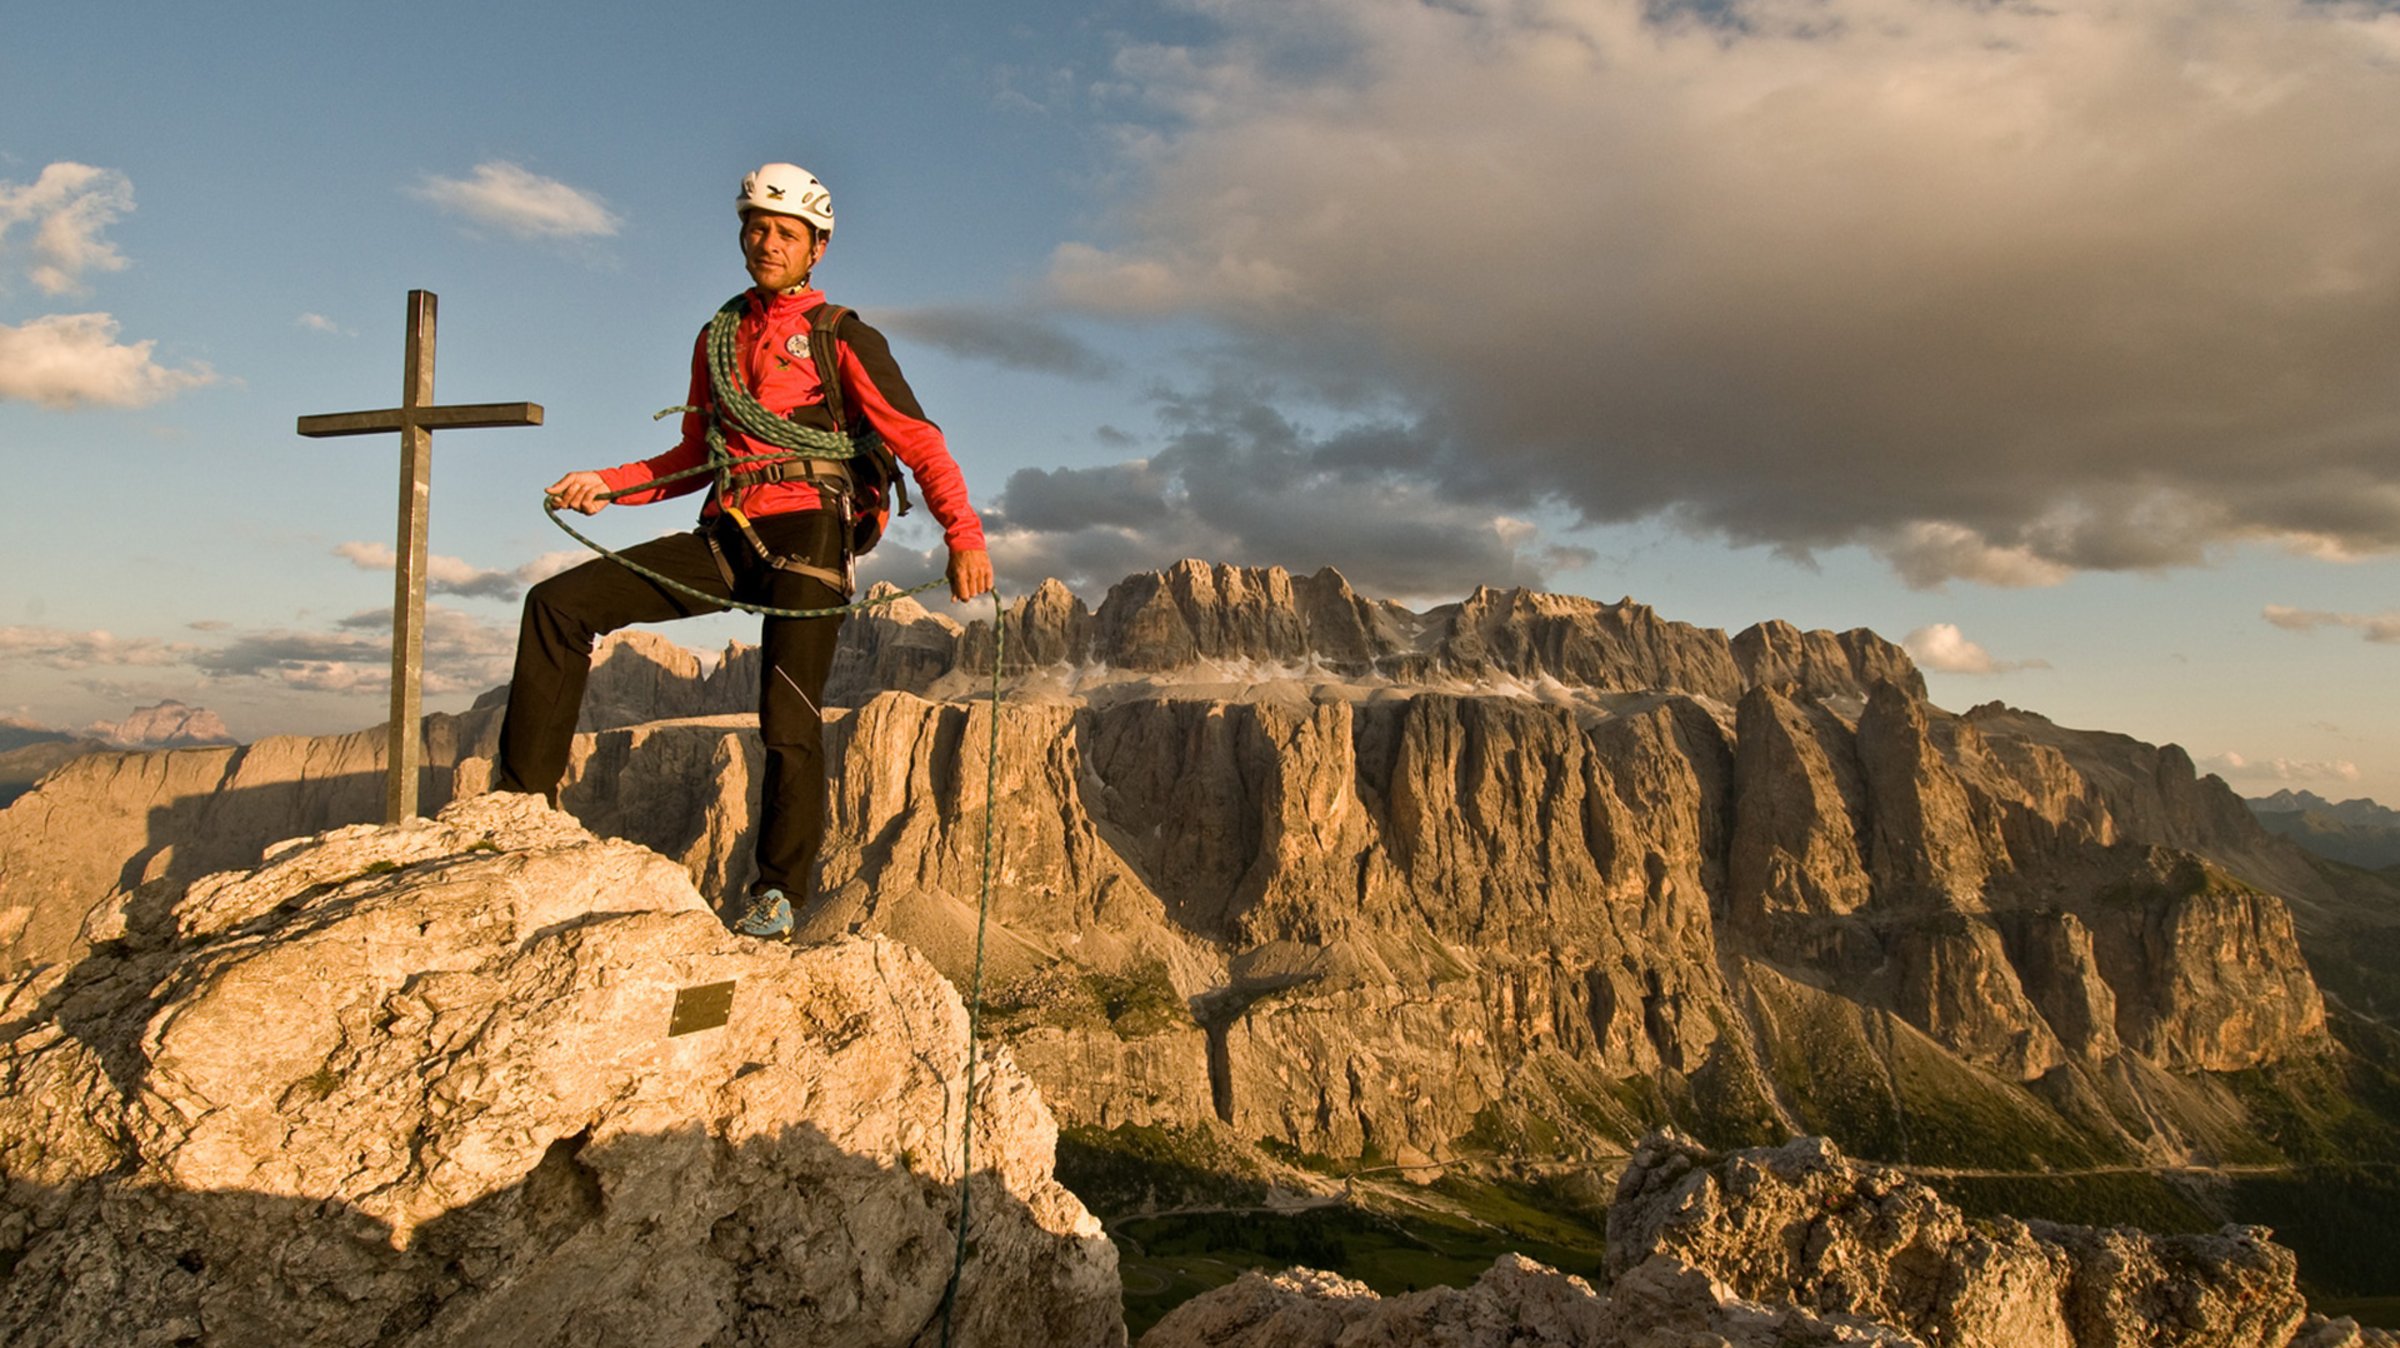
[{"left": 298, "top": 290, "right": 543, "bottom": 823}]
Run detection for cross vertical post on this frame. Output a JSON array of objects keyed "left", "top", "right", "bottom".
[
  {"left": 299, "top": 289, "right": 543, "bottom": 822},
  {"left": 392, "top": 290, "right": 435, "bottom": 825}
]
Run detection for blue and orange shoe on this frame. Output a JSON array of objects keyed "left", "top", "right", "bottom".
[{"left": 733, "top": 888, "right": 796, "bottom": 941}]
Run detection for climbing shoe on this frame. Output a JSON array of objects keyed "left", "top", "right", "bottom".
[{"left": 733, "top": 888, "right": 796, "bottom": 941}]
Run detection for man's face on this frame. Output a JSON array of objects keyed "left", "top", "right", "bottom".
[{"left": 741, "top": 212, "right": 825, "bottom": 292}]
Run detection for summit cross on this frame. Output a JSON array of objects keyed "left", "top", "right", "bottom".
[{"left": 298, "top": 289, "right": 543, "bottom": 823}]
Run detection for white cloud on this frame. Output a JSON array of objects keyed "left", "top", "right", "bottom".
[
  {"left": 1057, "top": 0, "right": 2400, "bottom": 586},
  {"left": 2197, "top": 751, "right": 2363, "bottom": 784},
  {"left": 2262, "top": 604, "right": 2400, "bottom": 644},
  {"left": 1902, "top": 622, "right": 2048, "bottom": 675},
  {"left": 0, "top": 165, "right": 214, "bottom": 412},
  {"left": 414, "top": 162, "right": 621, "bottom": 241},
  {"left": 514, "top": 549, "right": 593, "bottom": 585},
  {"left": 0, "top": 625, "right": 199, "bottom": 669},
  {"left": 296, "top": 312, "right": 351, "bottom": 336},
  {"left": 0, "top": 162, "right": 132, "bottom": 294},
  {"left": 0, "top": 312, "right": 217, "bottom": 409},
  {"left": 336, "top": 540, "right": 594, "bottom": 600}
]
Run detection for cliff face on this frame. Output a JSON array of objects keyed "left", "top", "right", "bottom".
[
  {"left": 1, "top": 562, "right": 2375, "bottom": 1181},
  {"left": 0, "top": 794, "right": 1121, "bottom": 1347}
]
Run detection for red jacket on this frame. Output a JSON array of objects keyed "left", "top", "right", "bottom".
[{"left": 597, "top": 287, "right": 987, "bottom": 552}]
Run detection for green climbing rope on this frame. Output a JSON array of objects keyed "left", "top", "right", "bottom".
[
  {"left": 937, "top": 591, "right": 1004, "bottom": 1348},
  {"left": 699, "top": 297, "right": 871, "bottom": 459}
]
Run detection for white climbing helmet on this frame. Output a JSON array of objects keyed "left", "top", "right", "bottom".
[{"left": 736, "top": 162, "right": 835, "bottom": 235}]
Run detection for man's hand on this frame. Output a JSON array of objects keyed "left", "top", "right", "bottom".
[
  {"left": 947, "top": 547, "right": 994, "bottom": 602},
  {"left": 546, "top": 471, "right": 611, "bottom": 516}
]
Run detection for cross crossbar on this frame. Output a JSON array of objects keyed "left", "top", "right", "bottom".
[{"left": 298, "top": 402, "right": 545, "bottom": 437}]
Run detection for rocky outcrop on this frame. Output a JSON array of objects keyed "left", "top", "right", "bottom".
[
  {"left": 0, "top": 794, "right": 1121, "bottom": 1348},
  {"left": 1138, "top": 1258, "right": 1616, "bottom": 1347},
  {"left": 0, "top": 711, "right": 496, "bottom": 976},
  {"left": 1142, "top": 1132, "right": 2376, "bottom": 1348},
  {"left": 1733, "top": 619, "right": 1927, "bottom": 703},
  {"left": 1607, "top": 1133, "right": 2303, "bottom": 1347}
]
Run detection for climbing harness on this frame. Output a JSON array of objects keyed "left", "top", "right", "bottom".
[
  {"left": 694, "top": 296, "right": 913, "bottom": 596},
  {"left": 539, "top": 298, "right": 1005, "bottom": 1344},
  {"left": 542, "top": 296, "right": 925, "bottom": 616}
]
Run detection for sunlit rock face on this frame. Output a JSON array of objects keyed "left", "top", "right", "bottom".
[
  {"left": 0, "top": 561, "right": 2350, "bottom": 1179},
  {"left": 1141, "top": 1131, "right": 2336, "bottom": 1348},
  {"left": 0, "top": 793, "right": 1121, "bottom": 1348}
]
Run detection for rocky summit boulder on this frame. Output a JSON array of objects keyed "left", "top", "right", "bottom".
[
  {"left": 0, "top": 793, "right": 1122, "bottom": 1348},
  {"left": 1141, "top": 1131, "right": 2382, "bottom": 1348}
]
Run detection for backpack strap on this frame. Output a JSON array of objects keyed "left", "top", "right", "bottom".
[
  {"left": 797, "top": 302, "right": 911, "bottom": 542},
  {"left": 809, "top": 303, "right": 852, "bottom": 432}
]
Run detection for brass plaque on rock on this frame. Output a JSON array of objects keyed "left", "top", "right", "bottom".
[{"left": 668, "top": 979, "right": 736, "bottom": 1037}]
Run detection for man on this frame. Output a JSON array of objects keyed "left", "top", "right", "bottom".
[{"left": 496, "top": 161, "right": 993, "bottom": 940}]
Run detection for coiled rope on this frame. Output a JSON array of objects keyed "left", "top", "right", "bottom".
[{"left": 540, "top": 305, "right": 1005, "bottom": 1341}]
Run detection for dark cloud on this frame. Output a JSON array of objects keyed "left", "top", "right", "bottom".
[
  {"left": 996, "top": 462, "right": 1172, "bottom": 532},
  {"left": 1053, "top": 0, "right": 2400, "bottom": 587},
  {"left": 193, "top": 607, "right": 515, "bottom": 694},
  {"left": 878, "top": 305, "right": 1119, "bottom": 380},
  {"left": 982, "top": 380, "right": 1593, "bottom": 601}
]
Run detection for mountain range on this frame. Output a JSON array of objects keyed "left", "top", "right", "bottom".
[
  {"left": 4, "top": 561, "right": 2397, "bottom": 1328},
  {"left": 0, "top": 701, "right": 236, "bottom": 809},
  {"left": 2248, "top": 789, "right": 2400, "bottom": 873}
]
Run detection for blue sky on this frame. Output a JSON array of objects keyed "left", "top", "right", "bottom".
[{"left": 3, "top": 0, "right": 2396, "bottom": 804}]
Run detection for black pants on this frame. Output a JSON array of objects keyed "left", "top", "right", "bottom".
[{"left": 495, "top": 510, "right": 847, "bottom": 895}]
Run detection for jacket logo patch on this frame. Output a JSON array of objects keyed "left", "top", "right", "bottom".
[{"left": 784, "top": 334, "right": 812, "bottom": 359}]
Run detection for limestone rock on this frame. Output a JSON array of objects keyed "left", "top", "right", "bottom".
[
  {"left": 0, "top": 565, "right": 2354, "bottom": 1190},
  {"left": 1728, "top": 686, "right": 1874, "bottom": 930},
  {"left": 1608, "top": 1132, "right": 2308, "bottom": 1348},
  {"left": 824, "top": 587, "right": 972, "bottom": 702},
  {"left": 1733, "top": 620, "right": 1927, "bottom": 703},
  {"left": 2292, "top": 1317, "right": 2400, "bottom": 1347},
  {"left": 1145, "top": 1133, "right": 2335, "bottom": 1348},
  {"left": 1855, "top": 683, "right": 2005, "bottom": 910},
  {"left": 0, "top": 708, "right": 499, "bottom": 977},
  {"left": 925, "top": 561, "right": 1913, "bottom": 700},
  {"left": 0, "top": 793, "right": 1121, "bottom": 1348},
  {"left": 1138, "top": 1255, "right": 1619, "bottom": 1348}
]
